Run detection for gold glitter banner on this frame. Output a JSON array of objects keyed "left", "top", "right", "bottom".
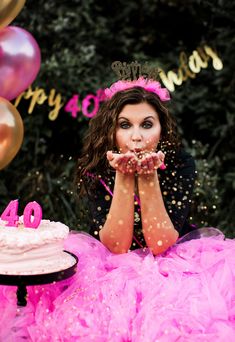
[{"left": 14, "top": 45, "right": 223, "bottom": 121}]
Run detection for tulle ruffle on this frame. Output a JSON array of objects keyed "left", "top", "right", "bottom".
[{"left": 0, "top": 228, "right": 235, "bottom": 341}]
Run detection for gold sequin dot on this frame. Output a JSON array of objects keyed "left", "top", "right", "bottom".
[
  {"left": 172, "top": 200, "right": 176, "bottom": 204},
  {"left": 105, "top": 195, "right": 110, "bottom": 201},
  {"left": 157, "top": 240, "right": 163, "bottom": 246},
  {"left": 97, "top": 206, "right": 101, "bottom": 211}
]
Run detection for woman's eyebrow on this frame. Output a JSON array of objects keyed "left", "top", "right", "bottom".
[
  {"left": 118, "top": 116, "right": 130, "bottom": 120},
  {"left": 144, "top": 115, "right": 156, "bottom": 120},
  {"left": 118, "top": 115, "right": 156, "bottom": 120}
]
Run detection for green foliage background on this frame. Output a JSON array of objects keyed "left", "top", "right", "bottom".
[{"left": 0, "top": 0, "right": 234, "bottom": 236}]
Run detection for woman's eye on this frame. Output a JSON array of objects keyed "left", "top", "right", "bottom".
[
  {"left": 142, "top": 121, "right": 153, "bottom": 128},
  {"left": 120, "top": 122, "right": 130, "bottom": 129}
]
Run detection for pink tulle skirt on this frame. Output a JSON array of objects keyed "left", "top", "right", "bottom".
[{"left": 1, "top": 228, "right": 235, "bottom": 341}]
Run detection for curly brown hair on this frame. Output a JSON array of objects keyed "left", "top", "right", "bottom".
[{"left": 76, "top": 86, "right": 181, "bottom": 193}]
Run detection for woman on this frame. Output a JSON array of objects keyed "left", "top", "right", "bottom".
[{"left": 77, "top": 79, "right": 197, "bottom": 255}]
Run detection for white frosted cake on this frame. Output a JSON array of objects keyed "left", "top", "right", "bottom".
[{"left": 0, "top": 218, "right": 76, "bottom": 275}]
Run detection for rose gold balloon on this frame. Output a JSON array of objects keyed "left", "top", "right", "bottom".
[
  {"left": 0, "top": 0, "right": 26, "bottom": 28},
  {"left": 0, "top": 97, "right": 24, "bottom": 170},
  {"left": 0, "top": 26, "right": 41, "bottom": 100}
]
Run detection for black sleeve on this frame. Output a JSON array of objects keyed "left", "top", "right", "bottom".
[
  {"left": 160, "top": 149, "right": 196, "bottom": 236},
  {"left": 84, "top": 179, "right": 112, "bottom": 240}
]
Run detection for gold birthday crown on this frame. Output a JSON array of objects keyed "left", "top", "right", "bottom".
[{"left": 111, "top": 61, "right": 160, "bottom": 81}]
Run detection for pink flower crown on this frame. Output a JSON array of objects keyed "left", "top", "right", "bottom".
[{"left": 104, "top": 77, "right": 170, "bottom": 102}]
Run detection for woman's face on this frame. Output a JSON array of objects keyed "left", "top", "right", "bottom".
[{"left": 115, "top": 102, "right": 161, "bottom": 154}]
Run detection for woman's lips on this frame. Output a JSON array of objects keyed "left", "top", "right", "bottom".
[{"left": 130, "top": 148, "right": 142, "bottom": 153}]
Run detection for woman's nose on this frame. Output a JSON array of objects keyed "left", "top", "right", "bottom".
[{"left": 131, "top": 129, "right": 142, "bottom": 141}]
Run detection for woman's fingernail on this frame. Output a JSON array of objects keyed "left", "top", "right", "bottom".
[{"left": 159, "top": 163, "right": 166, "bottom": 170}]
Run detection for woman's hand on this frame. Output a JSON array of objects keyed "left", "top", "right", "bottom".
[
  {"left": 107, "top": 151, "right": 137, "bottom": 174},
  {"left": 136, "top": 151, "right": 165, "bottom": 175},
  {"left": 107, "top": 150, "right": 165, "bottom": 174}
]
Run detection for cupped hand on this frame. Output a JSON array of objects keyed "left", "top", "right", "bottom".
[
  {"left": 136, "top": 151, "right": 166, "bottom": 175},
  {"left": 107, "top": 150, "right": 166, "bottom": 174},
  {"left": 107, "top": 151, "right": 137, "bottom": 174}
]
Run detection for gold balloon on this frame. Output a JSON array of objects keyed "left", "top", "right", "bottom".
[
  {"left": 0, "top": 0, "right": 26, "bottom": 29},
  {"left": 0, "top": 97, "right": 24, "bottom": 170}
]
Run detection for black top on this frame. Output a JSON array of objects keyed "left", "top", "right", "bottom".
[{"left": 84, "top": 149, "right": 196, "bottom": 250}]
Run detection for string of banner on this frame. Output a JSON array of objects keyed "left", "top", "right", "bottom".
[{"left": 14, "top": 45, "right": 223, "bottom": 122}]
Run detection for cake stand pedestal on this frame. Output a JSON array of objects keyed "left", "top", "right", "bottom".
[{"left": 0, "top": 250, "right": 78, "bottom": 306}]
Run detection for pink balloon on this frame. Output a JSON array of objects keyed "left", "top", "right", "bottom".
[{"left": 0, "top": 26, "right": 41, "bottom": 100}]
